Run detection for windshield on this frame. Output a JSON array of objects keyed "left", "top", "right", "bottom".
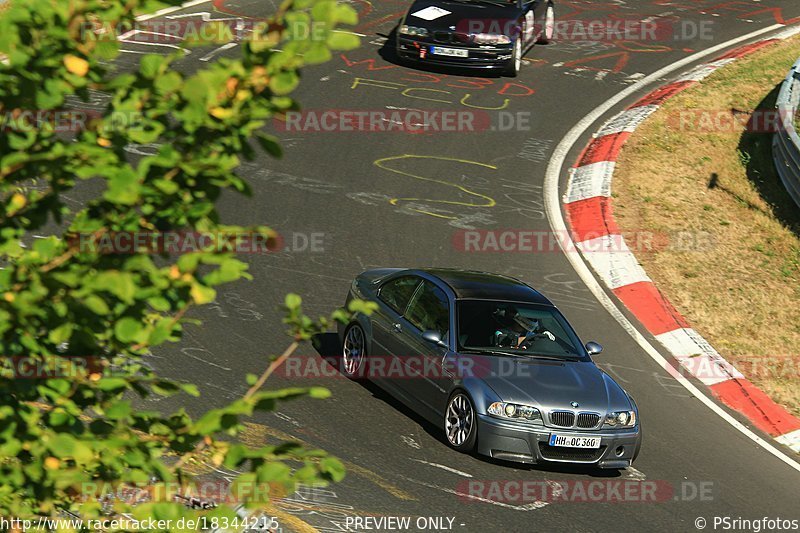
[{"left": 456, "top": 300, "right": 588, "bottom": 359}]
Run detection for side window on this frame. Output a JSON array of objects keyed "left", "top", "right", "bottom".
[
  {"left": 378, "top": 276, "right": 421, "bottom": 314},
  {"left": 406, "top": 281, "right": 450, "bottom": 338}
]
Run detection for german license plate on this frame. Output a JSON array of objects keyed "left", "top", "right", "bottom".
[
  {"left": 549, "top": 434, "right": 601, "bottom": 448},
  {"left": 431, "top": 46, "right": 468, "bottom": 58}
]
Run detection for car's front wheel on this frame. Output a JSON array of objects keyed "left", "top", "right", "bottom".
[
  {"left": 444, "top": 391, "right": 478, "bottom": 452},
  {"left": 342, "top": 323, "right": 367, "bottom": 379},
  {"left": 503, "top": 38, "right": 522, "bottom": 78}
]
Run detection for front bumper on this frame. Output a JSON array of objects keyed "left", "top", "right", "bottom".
[
  {"left": 477, "top": 414, "right": 640, "bottom": 469},
  {"left": 396, "top": 37, "right": 513, "bottom": 70}
]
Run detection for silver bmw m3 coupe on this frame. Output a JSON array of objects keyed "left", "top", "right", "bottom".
[{"left": 338, "top": 268, "right": 641, "bottom": 469}]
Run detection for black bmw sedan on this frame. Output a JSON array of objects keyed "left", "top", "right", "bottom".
[
  {"left": 338, "top": 269, "right": 642, "bottom": 469},
  {"left": 396, "top": 0, "right": 555, "bottom": 77}
]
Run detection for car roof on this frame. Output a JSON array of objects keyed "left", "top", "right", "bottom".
[{"left": 418, "top": 268, "right": 554, "bottom": 305}]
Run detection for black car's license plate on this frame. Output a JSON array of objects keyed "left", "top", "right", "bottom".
[{"left": 430, "top": 46, "right": 468, "bottom": 58}]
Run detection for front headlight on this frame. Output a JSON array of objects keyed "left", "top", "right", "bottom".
[
  {"left": 604, "top": 410, "right": 636, "bottom": 428},
  {"left": 487, "top": 402, "right": 541, "bottom": 421},
  {"left": 472, "top": 33, "right": 511, "bottom": 45},
  {"left": 400, "top": 25, "right": 429, "bottom": 37}
]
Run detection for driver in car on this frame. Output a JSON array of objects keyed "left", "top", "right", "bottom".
[{"left": 492, "top": 305, "right": 556, "bottom": 349}]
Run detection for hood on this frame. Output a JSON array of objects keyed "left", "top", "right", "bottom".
[
  {"left": 403, "top": 0, "right": 521, "bottom": 33},
  {"left": 464, "top": 354, "right": 632, "bottom": 413}
]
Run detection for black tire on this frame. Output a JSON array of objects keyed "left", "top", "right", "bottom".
[
  {"left": 537, "top": 2, "right": 555, "bottom": 45},
  {"left": 341, "top": 323, "right": 368, "bottom": 380},
  {"left": 444, "top": 390, "right": 478, "bottom": 452},
  {"left": 632, "top": 424, "right": 642, "bottom": 462},
  {"left": 503, "top": 38, "right": 522, "bottom": 78}
]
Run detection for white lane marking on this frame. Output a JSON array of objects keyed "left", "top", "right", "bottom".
[
  {"left": 655, "top": 328, "right": 745, "bottom": 386},
  {"left": 334, "top": 30, "right": 367, "bottom": 37},
  {"left": 595, "top": 105, "right": 659, "bottom": 136},
  {"left": 200, "top": 41, "right": 238, "bottom": 62},
  {"left": 401, "top": 435, "right": 422, "bottom": 449},
  {"left": 410, "top": 459, "right": 472, "bottom": 478},
  {"left": 136, "top": 0, "right": 210, "bottom": 21},
  {"left": 565, "top": 161, "right": 615, "bottom": 203},
  {"left": 577, "top": 235, "right": 652, "bottom": 289},
  {"left": 776, "top": 430, "right": 800, "bottom": 453},
  {"left": 400, "top": 476, "right": 548, "bottom": 510},
  {"left": 543, "top": 22, "right": 800, "bottom": 474}
]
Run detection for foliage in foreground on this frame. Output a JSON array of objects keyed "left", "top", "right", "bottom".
[{"left": 0, "top": 0, "right": 367, "bottom": 528}]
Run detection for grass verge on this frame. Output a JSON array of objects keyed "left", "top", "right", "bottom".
[{"left": 613, "top": 35, "right": 800, "bottom": 417}]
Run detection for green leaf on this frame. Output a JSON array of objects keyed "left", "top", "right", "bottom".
[
  {"left": 90, "top": 271, "right": 136, "bottom": 303},
  {"left": 155, "top": 71, "right": 182, "bottom": 93},
  {"left": 106, "top": 400, "right": 132, "bottom": 420},
  {"left": 95, "top": 378, "right": 128, "bottom": 392},
  {"left": 255, "top": 132, "right": 283, "bottom": 158},
  {"left": 104, "top": 168, "right": 141, "bottom": 205},
  {"left": 327, "top": 32, "right": 360, "bottom": 51},
  {"left": 256, "top": 461, "right": 291, "bottom": 482},
  {"left": 308, "top": 387, "right": 330, "bottom": 399},
  {"left": 48, "top": 323, "right": 73, "bottom": 345},
  {"left": 285, "top": 293, "right": 302, "bottom": 310},
  {"left": 319, "top": 457, "right": 346, "bottom": 482},
  {"left": 50, "top": 434, "right": 76, "bottom": 457},
  {"left": 190, "top": 282, "right": 216, "bottom": 305},
  {"left": 114, "top": 317, "right": 143, "bottom": 343},
  {"left": 140, "top": 54, "right": 166, "bottom": 78},
  {"left": 269, "top": 71, "right": 300, "bottom": 95},
  {"left": 83, "top": 295, "right": 110, "bottom": 315},
  {"left": 334, "top": 4, "right": 359, "bottom": 25}
]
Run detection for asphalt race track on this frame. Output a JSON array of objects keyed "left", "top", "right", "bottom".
[{"left": 107, "top": 0, "right": 800, "bottom": 531}]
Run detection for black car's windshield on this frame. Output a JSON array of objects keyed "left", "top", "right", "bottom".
[{"left": 457, "top": 300, "right": 588, "bottom": 360}]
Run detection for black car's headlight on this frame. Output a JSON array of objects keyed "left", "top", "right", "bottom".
[
  {"left": 400, "top": 25, "right": 429, "bottom": 37},
  {"left": 472, "top": 33, "right": 511, "bottom": 45},
  {"left": 488, "top": 402, "right": 541, "bottom": 421},
  {"left": 604, "top": 410, "right": 636, "bottom": 428}
]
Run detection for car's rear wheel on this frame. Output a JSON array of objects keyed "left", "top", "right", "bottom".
[
  {"left": 444, "top": 391, "right": 478, "bottom": 452},
  {"left": 537, "top": 2, "right": 555, "bottom": 44},
  {"left": 342, "top": 323, "right": 367, "bottom": 379},
  {"left": 503, "top": 38, "right": 522, "bottom": 78}
]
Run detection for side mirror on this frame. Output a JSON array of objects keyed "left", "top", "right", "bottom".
[
  {"left": 422, "top": 330, "right": 448, "bottom": 348},
  {"left": 585, "top": 341, "right": 603, "bottom": 355}
]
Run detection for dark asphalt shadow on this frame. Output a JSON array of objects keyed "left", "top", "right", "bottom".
[
  {"left": 734, "top": 81, "right": 800, "bottom": 237},
  {"left": 312, "top": 332, "right": 625, "bottom": 478}
]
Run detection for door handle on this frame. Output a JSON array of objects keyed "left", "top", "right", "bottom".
[{"left": 393, "top": 323, "right": 402, "bottom": 333}]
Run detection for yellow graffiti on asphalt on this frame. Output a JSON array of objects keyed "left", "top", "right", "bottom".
[
  {"left": 374, "top": 155, "right": 497, "bottom": 219},
  {"left": 243, "top": 423, "right": 417, "bottom": 501}
]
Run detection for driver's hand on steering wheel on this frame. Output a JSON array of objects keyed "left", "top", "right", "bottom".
[{"left": 540, "top": 330, "right": 556, "bottom": 342}]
